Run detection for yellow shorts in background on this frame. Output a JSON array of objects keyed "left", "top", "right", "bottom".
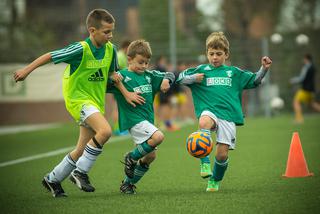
[
  {"left": 176, "top": 93, "right": 187, "bottom": 105},
  {"left": 154, "top": 93, "right": 160, "bottom": 107},
  {"left": 294, "top": 89, "right": 314, "bottom": 104}
]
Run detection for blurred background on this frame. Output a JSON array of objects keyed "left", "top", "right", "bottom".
[{"left": 0, "top": 0, "right": 319, "bottom": 126}]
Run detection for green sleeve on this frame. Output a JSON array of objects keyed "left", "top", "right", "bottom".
[
  {"left": 50, "top": 42, "right": 83, "bottom": 65},
  {"left": 235, "top": 67, "right": 257, "bottom": 89},
  {"left": 176, "top": 67, "right": 199, "bottom": 84},
  {"left": 146, "top": 70, "right": 165, "bottom": 93}
]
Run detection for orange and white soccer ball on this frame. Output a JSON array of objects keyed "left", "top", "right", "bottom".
[{"left": 186, "top": 131, "right": 213, "bottom": 158}]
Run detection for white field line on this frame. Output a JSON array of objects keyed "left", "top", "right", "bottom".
[
  {"left": 0, "top": 123, "right": 61, "bottom": 135},
  {"left": 0, "top": 135, "right": 130, "bottom": 168}
]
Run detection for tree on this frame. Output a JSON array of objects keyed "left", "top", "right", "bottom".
[{"left": 222, "top": 0, "right": 284, "bottom": 69}]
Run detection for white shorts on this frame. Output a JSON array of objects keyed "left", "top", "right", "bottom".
[
  {"left": 79, "top": 104, "right": 100, "bottom": 128},
  {"left": 201, "top": 110, "right": 237, "bottom": 150},
  {"left": 129, "top": 120, "right": 158, "bottom": 144}
]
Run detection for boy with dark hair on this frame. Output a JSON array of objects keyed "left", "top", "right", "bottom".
[{"left": 14, "top": 9, "right": 144, "bottom": 197}]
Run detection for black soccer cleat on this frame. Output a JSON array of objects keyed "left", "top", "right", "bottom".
[
  {"left": 42, "top": 175, "right": 67, "bottom": 198},
  {"left": 69, "top": 170, "right": 95, "bottom": 192},
  {"left": 121, "top": 152, "right": 137, "bottom": 179},
  {"left": 120, "top": 180, "right": 137, "bottom": 194}
]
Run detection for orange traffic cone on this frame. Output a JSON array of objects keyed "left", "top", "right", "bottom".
[{"left": 282, "top": 132, "right": 314, "bottom": 178}]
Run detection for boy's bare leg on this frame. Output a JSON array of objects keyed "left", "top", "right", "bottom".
[
  {"left": 43, "top": 126, "right": 95, "bottom": 197},
  {"left": 70, "top": 113, "right": 112, "bottom": 192},
  {"left": 293, "top": 99, "right": 303, "bottom": 123},
  {"left": 198, "top": 115, "right": 215, "bottom": 178},
  {"left": 311, "top": 101, "right": 320, "bottom": 112},
  {"left": 69, "top": 126, "right": 95, "bottom": 161}
]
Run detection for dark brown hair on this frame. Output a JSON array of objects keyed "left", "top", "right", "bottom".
[{"left": 86, "top": 9, "right": 115, "bottom": 29}]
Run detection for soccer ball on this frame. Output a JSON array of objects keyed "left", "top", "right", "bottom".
[
  {"left": 186, "top": 131, "right": 213, "bottom": 158},
  {"left": 270, "top": 97, "right": 284, "bottom": 110}
]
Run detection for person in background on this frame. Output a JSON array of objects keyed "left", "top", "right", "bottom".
[
  {"left": 290, "top": 53, "right": 320, "bottom": 123},
  {"left": 154, "top": 56, "right": 180, "bottom": 131}
]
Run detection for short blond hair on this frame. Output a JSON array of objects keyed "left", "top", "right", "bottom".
[
  {"left": 86, "top": 9, "right": 115, "bottom": 29},
  {"left": 206, "top": 32, "right": 229, "bottom": 55},
  {"left": 127, "top": 40, "right": 152, "bottom": 59}
]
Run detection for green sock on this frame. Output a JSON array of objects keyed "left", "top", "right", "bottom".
[
  {"left": 124, "top": 176, "right": 132, "bottom": 184},
  {"left": 200, "top": 156, "right": 210, "bottom": 164},
  {"left": 131, "top": 161, "right": 149, "bottom": 184},
  {"left": 199, "top": 128, "right": 211, "bottom": 135},
  {"left": 212, "top": 157, "right": 228, "bottom": 181},
  {"left": 130, "top": 141, "right": 154, "bottom": 160},
  {"left": 199, "top": 129, "right": 211, "bottom": 164},
  {"left": 124, "top": 161, "right": 149, "bottom": 184}
]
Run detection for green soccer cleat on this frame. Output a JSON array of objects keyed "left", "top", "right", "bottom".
[
  {"left": 200, "top": 163, "right": 212, "bottom": 178},
  {"left": 206, "top": 179, "right": 220, "bottom": 192}
]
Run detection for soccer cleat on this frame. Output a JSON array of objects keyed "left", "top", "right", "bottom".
[
  {"left": 206, "top": 179, "right": 220, "bottom": 192},
  {"left": 120, "top": 180, "right": 137, "bottom": 194},
  {"left": 200, "top": 163, "right": 212, "bottom": 178},
  {"left": 42, "top": 175, "right": 67, "bottom": 197},
  {"left": 122, "top": 153, "right": 137, "bottom": 178},
  {"left": 69, "top": 170, "right": 95, "bottom": 192}
]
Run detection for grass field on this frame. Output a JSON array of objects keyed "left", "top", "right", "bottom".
[{"left": 0, "top": 114, "right": 319, "bottom": 214}]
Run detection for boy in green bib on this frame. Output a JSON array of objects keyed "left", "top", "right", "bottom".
[
  {"left": 176, "top": 32, "right": 272, "bottom": 192},
  {"left": 108, "top": 40, "right": 175, "bottom": 194},
  {"left": 14, "top": 9, "right": 144, "bottom": 197}
]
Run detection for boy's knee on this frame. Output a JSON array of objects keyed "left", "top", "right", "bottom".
[
  {"left": 152, "top": 131, "right": 164, "bottom": 145},
  {"left": 96, "top": 127, "right": 112, "bottom": 143},
  {"left": 199, "top": 116, "right": 215, "bottom": 129}
]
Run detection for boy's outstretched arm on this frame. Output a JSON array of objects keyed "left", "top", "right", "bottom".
[
  {"left": 176, "top": 69, "right": 204, "bottom": 85},
  {"left": 160, "top": 72, "right": 175, "bottom": 93},
  {"left": 14, "top": 53, "right": 52, "bottom": 82},
  {"left": 254, "top": 56, "right": 272, "bottom": 85},
  {"left": 262, "top": 56, "right": 272, "bottom": 70}
]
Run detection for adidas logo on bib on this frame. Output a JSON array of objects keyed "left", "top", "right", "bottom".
[{"left": 88, "top": 69, "right": 104, "bottom": 81}]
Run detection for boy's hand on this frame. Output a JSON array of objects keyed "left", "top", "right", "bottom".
[
  {"left": 160, "top": 79, "right": 170, "bottom": 93},
  {"left": 195, "top": 73, "right": 205, "bottom": 83},
  {"left": 261, "top": 56, "right": 272, "bottom": 70},
  {"left": 13, "top": 68, "right": 30, "bottom": 82},
  {"left": 124, "top": 91, "right": 145, "bottom": 107},
  {"left": 110, "top": 72, "right": 123, "bottom": 83}
]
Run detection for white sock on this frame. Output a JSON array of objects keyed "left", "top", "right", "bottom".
[
  {"left": 48, "top": 154, "right": 76, "bottom": 182},
  {"left": 75, "top": 144, "right": 102, "bottom": 174}
]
